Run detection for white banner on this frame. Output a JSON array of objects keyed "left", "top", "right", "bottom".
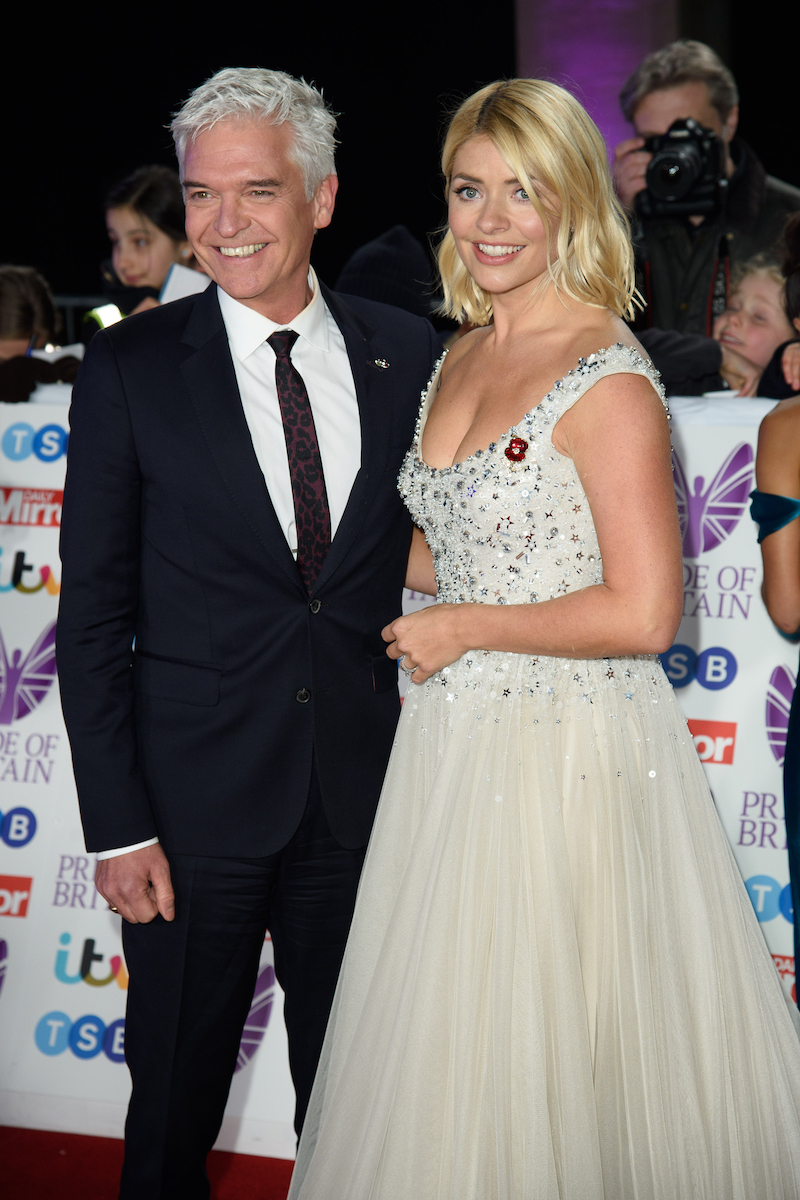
[
  {"left": 1, "top": 394, "right": 795, "bottom": 1151},
  {"left": 0, "top": 403, "right": 295, "bottom": 1157}
]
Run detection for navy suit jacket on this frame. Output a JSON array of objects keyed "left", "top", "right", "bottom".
[{"left": 57, "top": 281, "right": 440, "bottom": 857}]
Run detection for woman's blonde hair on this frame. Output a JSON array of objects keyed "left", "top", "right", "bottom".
[{"left": 437, "top": 79, "right": 637, "bottom": 325}]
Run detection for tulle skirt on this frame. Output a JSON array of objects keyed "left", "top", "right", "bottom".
[{"left": 289, "top": 651, "right": 800, "bottom": 1199}]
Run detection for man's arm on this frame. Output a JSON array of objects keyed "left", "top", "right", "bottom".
[{"left": 57, "top": 330, "right": 157, "bottom": 851}]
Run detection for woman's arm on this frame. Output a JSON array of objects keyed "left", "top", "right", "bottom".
[
  {"left": 383, "top": 373, "right": 683, "bottom": 681},
  {"left": 405, "top": 526, "right": 437, "bottom": 596},
  {"left": 756, "top": 400, "right": 800, "bottom": 634}
]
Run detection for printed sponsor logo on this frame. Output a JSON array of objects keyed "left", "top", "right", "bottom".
[
  {"left": 2, "top": 422, "right": 68, "bottom": 463},
  {"left": 673, "top": 442, "right": 754, "bottom": 557},
  {"left": 766, "top": 664, "right": 795, "bottom": 767},
  {"left": 0, "top": 488, "right": 62, "bottom": 527},
  {"left": 0, "top": 549, "right": 60, "bottom": 595},
  {"left": 0, "top": 622, "right": 57, "bottom": 724},
  {"left": 773, "top": 954, "right": 797, "bottom": 1003},
  {"left": 52, "top": 854, "right": 108, "bottom": 909},
  {"left": 236, "top": 956, "right": 276, "bottom": 1073},
  {"left": 0, "top": 874, "right": 32, "bottom": 917},
  {"left": 660, "top": 644, "right": 738, "bottom": 689},
  {"left": 34, "top": 1012, "right": 125, "bottom": 1062},
  {"left": 686, "top": 718, "right": 737, "bottom": 764},
  {"left": 54, "top": 932, "right": 127, "bottom": 989},
  {"left": 0, "top": 939, "right": 7, "bottom": 998},
  {"left": 738, "top": 791, "right": 787, "bottom": 850},
  {"left": 744, "top": 875, "right": 793, "bottom": 924},
  {"left": 0, "top": 807, "right": 37, "bottom": 847}
]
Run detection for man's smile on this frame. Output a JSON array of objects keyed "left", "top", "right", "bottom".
[{"left": 216, "top": 243, "right": 267, "bottom": 257}]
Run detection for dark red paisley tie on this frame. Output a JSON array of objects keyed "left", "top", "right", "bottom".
[{"left": 267, "top": 330, "right": 331, "bottom": 591}]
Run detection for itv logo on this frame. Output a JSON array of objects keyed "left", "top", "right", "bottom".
[{"left": 54, "top": 932, "right": 127, "bottom": 989}]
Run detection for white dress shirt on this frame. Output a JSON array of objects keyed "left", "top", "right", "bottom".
[{"left": 98, "top": 269, "right": 362, "bottom": 859}]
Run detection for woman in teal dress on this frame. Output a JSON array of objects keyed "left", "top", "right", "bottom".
[{"left": 752, "top": 215, "right": 800, "bottom": 967}]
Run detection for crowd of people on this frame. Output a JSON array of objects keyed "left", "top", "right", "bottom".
[{"left": 7, "top": 37, "right": 800, "bottom": 1200}]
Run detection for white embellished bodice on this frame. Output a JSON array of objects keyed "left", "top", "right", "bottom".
[
  {"left": 400, "top": 343, "right": 665, "bottom": 607},
  {"left": 397, "top": 344, "right": 669, "bottom": 704}
]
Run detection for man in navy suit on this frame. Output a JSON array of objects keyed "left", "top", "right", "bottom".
[{"left": 57, "top": 67, "right": 439, "bottom": 1199}]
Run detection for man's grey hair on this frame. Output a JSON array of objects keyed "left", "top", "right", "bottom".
[
  {"left": 170, "top": 67, "right": 337, "bottom": 200},
  {"left": 620, "top": 40, "right": 739, "bottom": 124}
]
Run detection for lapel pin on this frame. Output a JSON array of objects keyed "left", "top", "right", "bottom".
[{"left": 372, "top": 358, "right": 390, "bottom": 370}]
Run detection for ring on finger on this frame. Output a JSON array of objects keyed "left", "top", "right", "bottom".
[{"left": 399, "top": 658, "right": 418, "bottom": 679}]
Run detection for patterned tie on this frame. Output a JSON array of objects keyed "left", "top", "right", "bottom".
[{"left": 267, "top": 330, "right": 331, "bottom": 591}]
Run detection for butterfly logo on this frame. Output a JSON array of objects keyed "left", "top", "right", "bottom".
[
  {"left": 672, "top": 443, "right": 754, "bottom": 557},
  {"left": 0, "top": 621, "right": 57, "bottom": 725},
  {"left": 766, "top": 664, "right": 795, "bottom": 767},
  {"left": 235, "top": 961, "right": 276, "bottom": 1073}
]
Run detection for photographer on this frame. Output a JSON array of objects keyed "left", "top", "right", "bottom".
[{"left": 614, "top": 40, "right": 800, "bottom": 336}]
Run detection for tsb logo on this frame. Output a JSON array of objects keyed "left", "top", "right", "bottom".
[
  {"left": 0, "top": 874, "right": 32, "bottom": 917},
  {"left": 1, "top": 423, "right": 68, "bottom": 463},
  {"left": 660, "top": 644, "right": 737, "bottom": 690},
  {"left": 34, "top": 1012, "right": 125, "bottom": 1062},
  {"left": 0, "top": 807, "right": 37, "bottom": 847},
  {"left": 687, "top": 718, "right": 737, "bottom": 764}
]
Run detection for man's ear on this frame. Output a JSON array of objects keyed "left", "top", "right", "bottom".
[
  {"left": 313, "top": 173, "right": 339, "bottom": 231},
  {"left": 722, "top": 104, "right": 739, "bottom": 144}
]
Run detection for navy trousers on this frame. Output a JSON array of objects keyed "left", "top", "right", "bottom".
[{"left": 119, "top": 766, "right": 366, "bottom": 1199}]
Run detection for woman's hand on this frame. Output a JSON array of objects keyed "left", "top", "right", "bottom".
[{"left": 382, "top": 604, "right": 470, "bottom": 684}]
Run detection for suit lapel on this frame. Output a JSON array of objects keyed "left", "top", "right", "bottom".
[
  {"left": 179, "top": 286, "right": 304, "bottom": 593},
  {"left": 314, "top": 286, "right": 394, "bottom": 591}
]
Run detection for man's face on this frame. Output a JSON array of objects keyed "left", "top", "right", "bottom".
[
  {"left": 632, "top": 80, "right": 737, "bottom": 151},
  {"left": 182, "top": 118, "right": 337, "bottom": 321}
]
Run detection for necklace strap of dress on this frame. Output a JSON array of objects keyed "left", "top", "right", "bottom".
[{"left": 750, "top": 489, "right": 800, "bottom": 543}]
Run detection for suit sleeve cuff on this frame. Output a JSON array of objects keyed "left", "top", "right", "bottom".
[{"left": 96, "top": 837, "right": 160, "bottom": 860}]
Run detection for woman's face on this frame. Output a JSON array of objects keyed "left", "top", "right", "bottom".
[
  {"left": 106, "top": 205, "right": 190, "bottom": 290},
  {"left": 714, "top": 272, "right": 794, "bottom": 368},
  {"left": 447, "top": 136, "right": 558, "bottom": 304}
]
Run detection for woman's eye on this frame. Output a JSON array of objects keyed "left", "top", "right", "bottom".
[
  {"left": 455, "top": 186, "right": 479, "bottom": 200},
  {"left": 516, "top": 188, "right": 530, "bottom": 201}
]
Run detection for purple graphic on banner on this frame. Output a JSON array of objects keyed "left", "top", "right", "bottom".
[
  {"left": 0, "top": 621, "right": 57, "bottom": 724},
  {"left": 235, "top": 963, "right": 276, "bottom": 1073},
  {"left": 0, "top": 939, "right": 7, "bottom": 998},
  {"left": 672, "top": 443, "right": 754, "bottom": 557},
  {"left": 767, "top": 664, "right": 796, "bottom": 767}
]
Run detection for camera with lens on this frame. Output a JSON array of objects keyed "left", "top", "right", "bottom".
[{"left": 636, "top": 117, "right": 728, "bottom": 220}]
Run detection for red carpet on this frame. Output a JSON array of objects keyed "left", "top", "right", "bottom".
[{"left": 0, "top": 1126, "right": 293, "bottom": 1199}]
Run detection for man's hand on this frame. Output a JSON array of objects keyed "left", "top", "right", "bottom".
[
  {"left": 782, "top": 342, "right": 800, "bottom": 393},
  {"left": 719, "top": 343, "right": 763, "bottom": 396},
  {"left": 95, "top": 843, "right": 175, "bottom": 924},
  {"left": 612, "top": 137, "right": 650, "bottom": 212}
]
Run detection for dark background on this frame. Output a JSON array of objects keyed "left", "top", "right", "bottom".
[{"left": 0, "top": 2, "right": 794, "bottom": 301}]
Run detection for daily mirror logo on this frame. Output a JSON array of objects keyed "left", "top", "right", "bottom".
[
  {"left": 687, "top": 718, "right": 737, "bottom": 764},
  {"left": 0, "top": 621, "right": 57, "bottom": 724},
  {"left": 767, "top": 664, "right": 795, "bottom": 767},
  {"left": 0, "top": 488, "right": 62, "bottom": 527},
  {"left": 0, "top": 875, "right": 32, "bottom": 917},
  {"left": 672, "top": 443, "right": 754, "bottom": 557}
]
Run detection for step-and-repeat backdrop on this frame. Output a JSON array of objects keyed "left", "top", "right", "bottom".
[{"left": 0, "top": 394, "right": 795, "bottom": 1156}]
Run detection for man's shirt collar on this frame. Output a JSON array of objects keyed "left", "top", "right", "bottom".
[{"left": 217, "top": 268, "right": 329, "bottom": 361}]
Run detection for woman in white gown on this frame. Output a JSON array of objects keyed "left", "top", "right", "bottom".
[{"left": 288, "top": 80, "right": 800, "bottom": 1199}]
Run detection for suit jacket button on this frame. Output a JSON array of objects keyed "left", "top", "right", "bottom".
[
  {"left": 309, "top": 599, "right": 321, "bottom": 614},
  {"left": 296, "top": 688, "right": 311, "bottom": 703}
]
